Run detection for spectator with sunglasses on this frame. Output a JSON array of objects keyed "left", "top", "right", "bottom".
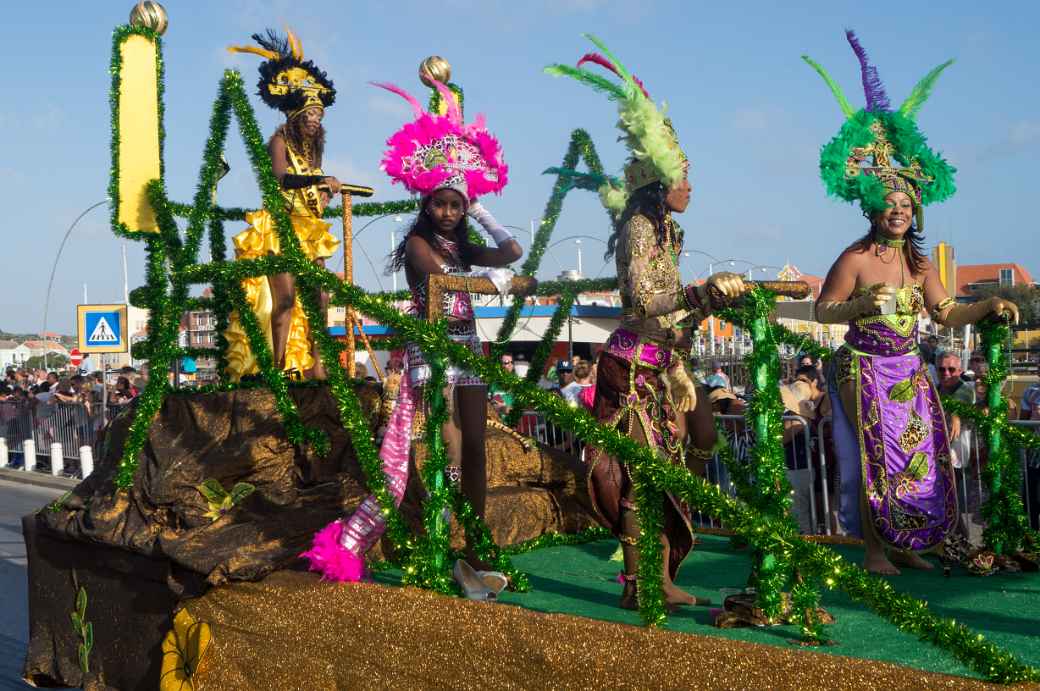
[{"left": 937, "top": 352, "right": 974, "bottom": 473}]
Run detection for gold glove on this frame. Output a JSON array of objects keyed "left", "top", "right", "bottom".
[
  {"left": 937, "top": 296, "right": 1019, "bottom": 328},
  {"left": 815, "top": 284, "right": 897, "bottom": 323},
  {"left": 661, "top": 362, "right": 697, "bottom": 413},
  {"left": 707, "top": 272, "right": 747, "bottom": 299}
]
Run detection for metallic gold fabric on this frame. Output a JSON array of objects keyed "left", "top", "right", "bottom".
[
  {"left": 224, "top": 209, "right": 339, "bottom": 380},
  {"left": 181, "top": 571, "right": 997, "bottom": 691}
]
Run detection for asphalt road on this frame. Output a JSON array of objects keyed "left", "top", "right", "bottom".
[{"left": 0, "top": 479, "right": 66, "bottom": 690}]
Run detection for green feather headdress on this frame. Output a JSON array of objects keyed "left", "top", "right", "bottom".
[
  {"left": 804, "top": 30, "right": 956, "bottom": 222},
  {"left": 545, "top": 35, "right": 688, "bottom": 213}
]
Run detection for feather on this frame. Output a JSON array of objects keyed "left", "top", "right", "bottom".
[
  {"left": 252, "top": 29, "right": 291, "bottom": 59},
  {"left": 544, "top": 64, "right": 628, "bottom": 101},
  {"left": 845, "top": 29, "right": 890, "bottom": 112},
  {"left": 227, "top": 44, "right": 279, "bottom": 60},
  {"left": 299, "top": 520, "right": 366, "bottom": 582},
  {"left": 801, "top": 55, "right": 855, "bottom": 119},
  {"left": 899, "top": 59, "right": 954, "bottom": 120},
  {"left": 577, "top": 53, "right": 651, "bottom": 99},
  {"left": 581, "top": 34, "right": 639, "bottom": 96},
  {"left": 370, "top": 81, "right": 424, "bottom": 119},
  {"left": 285, "top": 26, "right": 303, "bottom": 61},
  {"left": 430, "top": 78, "right": 462, "bottom": 124}
]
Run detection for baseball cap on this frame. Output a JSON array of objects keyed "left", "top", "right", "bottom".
[{"left": 556, "top": 359, "right": 574, "bottom": 373}]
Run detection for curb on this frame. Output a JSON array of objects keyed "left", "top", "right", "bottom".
[{"left": 0, "top": 468, "right": 79, "bottom": 491}]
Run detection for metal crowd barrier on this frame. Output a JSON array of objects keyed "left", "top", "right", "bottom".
[
  {"left": 513, "top": 409, "right": 1040, "bottom": 537},
  {"left": 0, "top": 399, "right": 103, "bottom": 478}
]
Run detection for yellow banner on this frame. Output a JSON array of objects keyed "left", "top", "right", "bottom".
[{"left": 117, "top": 34, "right": 161, "bottom": 233}]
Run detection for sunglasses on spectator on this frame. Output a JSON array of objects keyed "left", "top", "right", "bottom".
[
  {"left": 937, "top": 367, "right": 959, "bottom": 373},
  {"left": 501, "top": 359, "right": 513, "bottom": 365}
]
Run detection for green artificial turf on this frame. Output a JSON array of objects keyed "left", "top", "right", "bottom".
[{"left": 373, "top": 535, "right": 1040, "bottom": 680}]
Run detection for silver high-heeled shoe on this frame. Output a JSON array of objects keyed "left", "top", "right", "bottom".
[
  {"left": 453, "top": 559, "right": 496, "bottom": 601},
  {"left": 476, "top": 570, "right": 508, "bottom": 595}
]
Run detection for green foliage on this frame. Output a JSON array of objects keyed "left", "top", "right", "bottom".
[
  {"left": 971, "top": 284, "right": 1040, "bottom": 327},
  {"left": 26, "top": 354, "right": 69, "bottom": 370}
]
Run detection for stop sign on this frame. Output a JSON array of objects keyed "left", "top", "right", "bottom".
[{"left": 70, "top": 348, "right": 83, "bottom": 367}]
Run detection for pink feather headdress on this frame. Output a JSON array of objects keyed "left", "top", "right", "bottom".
[{"left": 374, "top": 79, "right": 508, "bottom": 200}]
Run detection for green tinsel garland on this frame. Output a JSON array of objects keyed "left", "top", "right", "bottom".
[
  {"left": 408, "top": 347, "right": 455, "bottom": 593},
  {"left": 504, "top": 289, "right": 577, "bottom": 427},
  {"left": 491, "top": 129, "right": 609, "bottom": 357},
  {"left": 501, "top": 526, "right": 612, "bottom": 555}
]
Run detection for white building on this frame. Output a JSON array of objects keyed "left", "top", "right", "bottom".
[{"left": 0, "top": 340, "right": 31, "bottom": 370}]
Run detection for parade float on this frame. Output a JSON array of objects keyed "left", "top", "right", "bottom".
[{"left": 20, "top": 4, "right": 1040, "bottom": 689}]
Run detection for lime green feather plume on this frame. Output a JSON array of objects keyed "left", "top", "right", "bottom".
[
  {"left": 899, "top": 59, "right": 954, "bottom": 120},
  {"left": 581, "top": 33, "right": 639, "bottom": 98},
  {"left": 544, "top": 64, "right": 628, "bottom": 101},
  {"left": 801, "top": 55, "right": 855, "bottom": 119}
]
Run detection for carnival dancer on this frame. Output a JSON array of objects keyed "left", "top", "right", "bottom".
[
  {"left": 303, "top": 67, "right": 526, "bottom": 598},
  {"left": 806, "top": 31, "right": 1018, "bottom": 575},
  {"left": 546, "top": 36, "right": 748, "bottom": 610},
  {"left": 224, "top": 30, "right": 343, "bottom": 380}
]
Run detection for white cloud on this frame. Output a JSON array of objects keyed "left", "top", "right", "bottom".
[{"left": 977, "top": 120, "right": 1040, "bottom": 162}]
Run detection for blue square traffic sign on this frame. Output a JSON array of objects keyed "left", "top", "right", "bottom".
[{"left": 77, "top": 304, "right": 128, "bottom": 353}]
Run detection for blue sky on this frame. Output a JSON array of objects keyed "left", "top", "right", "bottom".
[{"left": 3, "top": 0, "right": 1038, "bottom": 334}]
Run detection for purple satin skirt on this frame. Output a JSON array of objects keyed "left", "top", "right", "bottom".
[{"left": 828, "top": 318, "right": 956, "bottom": 551}]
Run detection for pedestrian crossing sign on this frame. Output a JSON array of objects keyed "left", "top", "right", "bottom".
[{"left": 77, "top": 304, "right": 129, "bottom": 353}]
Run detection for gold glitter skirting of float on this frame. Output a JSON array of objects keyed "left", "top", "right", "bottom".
[{"left": 179, "top": 571, "right": 999, "bottom": 690}]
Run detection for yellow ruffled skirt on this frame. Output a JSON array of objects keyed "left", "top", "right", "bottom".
[{"left": 224, "top": 209, "right": 339, "bottom": 381}]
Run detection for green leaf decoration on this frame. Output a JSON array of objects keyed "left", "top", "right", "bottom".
[
  {"left": 907, "top": 452, "right": 929, "bottom": 481},
  {"left": 888, "top": 377, "right": 916, "bottom": 403},
  {"left": 71, "top": 612, "right": 82, "bottom": 630},
  {"left": 76, "top": 587, "right": 87, "bottom": 616},
  {"left": 78, "top": 645, "right": 90, "bottom": 674},
  {"left": 84, "top": 622, "right": 94, "bottom": 652},
  {"left": 198, "top": 478, "right": 228, "bottom": 504},
  {"left": 229, "top": 482, "right": 256, "bottom": 505}
]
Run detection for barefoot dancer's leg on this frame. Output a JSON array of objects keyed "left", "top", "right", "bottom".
[
  {"left": 457, "top": 386, "right": 489, "bottom": 569},
  {"left": 839, "top": 379, "right": 899, "bottom": 575},
  {"left": 620, "top": 404, "right": 706, "bottom": 609},
  {"left": 683, "top": 385, "right": 718, "bottom": 478},
  {"left": 268, "top": 272, "right": 296, "bottom": 371},
  {"left": 310, "top": 258, "right": 329, "bottom": 380}
]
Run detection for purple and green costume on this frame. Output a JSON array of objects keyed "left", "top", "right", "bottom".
[{"left": 828, "top": 285, "right": 957, "bottom": 551}]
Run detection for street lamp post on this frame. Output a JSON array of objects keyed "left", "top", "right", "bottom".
[{"left": 43, "top": 199, "right": 110, "bottom": 370}]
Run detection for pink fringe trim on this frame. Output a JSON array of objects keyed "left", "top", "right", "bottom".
[{"left": 300, "top": 519, "right": 366, "bottom": 582}]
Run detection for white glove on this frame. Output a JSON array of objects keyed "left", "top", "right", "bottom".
[
  {"left": 478, "top": 268, "right": 515, "bottom": 297},
  {"left": 467, "top": 201, "right": 515, "bottom": 246}
]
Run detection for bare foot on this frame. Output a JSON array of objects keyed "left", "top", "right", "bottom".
[
  {"left": 620, "top": 580, "right": 639, "bottom": 610},
  {"left": 663, "top": 582, "right": 710, "bottom": 607},
  {"left": 890, "top": 550, "right": 935, "bottom": 571},
  {"left": 864, "top": 551, "right": 901, "bottom": 575}
]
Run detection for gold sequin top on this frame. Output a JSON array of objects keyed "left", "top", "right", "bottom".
[{"left": 616, "top": 214, "right": 705, "bottom": 345}]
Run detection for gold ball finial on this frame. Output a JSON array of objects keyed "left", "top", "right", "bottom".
[
  {"left": 419, "top": 56, "right": 452, "bottom": 87},
  {"left": 129, "top": 1, "right": 168, "bottom": 35}
]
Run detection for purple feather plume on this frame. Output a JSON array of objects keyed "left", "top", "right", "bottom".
[{"left": 845, "top": 29, "right": 891, "bottom": 112}]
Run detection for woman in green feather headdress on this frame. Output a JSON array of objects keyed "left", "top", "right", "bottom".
[
  {"left": 808, "top": 31, "right": 1018, "bottom": 575},
  {"left": 547, "top": 36, "right": 749, "bottom": 610}
]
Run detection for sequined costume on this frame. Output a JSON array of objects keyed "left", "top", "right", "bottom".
[
  {"left": 827, "top": 285, "right": 956, "bottom": 550},
  {"left": 223, "top": 29, "right": 340, "bottom": 381},
  {"left": 587, "top": 213, "right": 711, "bottom": 578},
  {"left": 224, "top": 139, "right": 339, "bottom": 380}
]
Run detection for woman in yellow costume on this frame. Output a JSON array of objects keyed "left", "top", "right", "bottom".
[{"left": 225, "top": 29, "right": 343, "bottom": 380}]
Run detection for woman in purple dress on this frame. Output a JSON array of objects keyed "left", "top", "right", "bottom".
[{"left": 807, "top": 31, "right": 1018, "bottom": 574}]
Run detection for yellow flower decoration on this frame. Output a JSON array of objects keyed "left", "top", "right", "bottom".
[{"left": 160, "top": 609, "right": 212, "bottom": 691}]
